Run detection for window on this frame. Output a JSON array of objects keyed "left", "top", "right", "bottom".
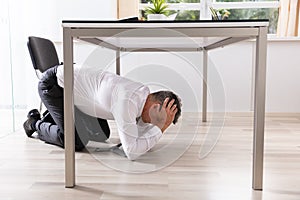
[
  {"left": 0, "top": 0, "right": 15, "bottom": 136},
  {"left": 140, "top": 0, "right": 279, "bottom": 34}
]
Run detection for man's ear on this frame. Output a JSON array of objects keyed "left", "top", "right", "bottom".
[{"left": 148, "top": 103, "right": 167, "bottom": 130}]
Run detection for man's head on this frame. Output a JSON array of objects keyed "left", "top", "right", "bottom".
[{"left": 148, "top": 91, "right": 182, "bottom": 124}]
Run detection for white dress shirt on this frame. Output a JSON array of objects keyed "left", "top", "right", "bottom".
[{"left": 56, "top": 65, "right": 162, "bottom": 160}]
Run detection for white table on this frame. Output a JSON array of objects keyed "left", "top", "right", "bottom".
[{"left": 62, "top": 20, "right": 268, "bottom": 190}]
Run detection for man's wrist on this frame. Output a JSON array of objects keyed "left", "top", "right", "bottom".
[{"left": 161, "top": 124, "right": 168, "bottom": 133}]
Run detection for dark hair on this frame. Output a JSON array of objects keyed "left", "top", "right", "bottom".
[{"left": 150, "top": 91, "right": 182, "bottom": 124}]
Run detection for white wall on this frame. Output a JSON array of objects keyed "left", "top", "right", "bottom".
[
  {"left": 209, "top": 40, "right": 300, "bottom": 113},
  {"left": 6, "top": 0, "right": 117, "bottom": 110},
  {"left": 24, "top": 0, "right": 117, "bottom": 41},
  {"left": 265, "top": 40, "right": 300, "bottom": 112}
]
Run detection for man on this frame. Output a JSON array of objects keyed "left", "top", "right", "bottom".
[{"left": 23, "top": 65, "right": 181, "bottom": 160}]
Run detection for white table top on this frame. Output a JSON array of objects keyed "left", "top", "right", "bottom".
[
  {"left": 62, "top": 20, "right": 269, "bottom": 28},
  {"left": 63, "top": 20, "right": 268, "bottom": 51}
]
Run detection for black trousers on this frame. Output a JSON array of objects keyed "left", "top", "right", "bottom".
[{"left": 35, "top": 66, "right": 110, "bottom": 151}]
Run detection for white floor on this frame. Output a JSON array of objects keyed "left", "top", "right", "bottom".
[{"left": 0, "top": 112, "right": 300, "bottom": 200}]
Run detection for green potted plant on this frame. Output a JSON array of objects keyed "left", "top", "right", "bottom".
[{"left": 145, "top": 0, "right": 172, "bottom": 20}]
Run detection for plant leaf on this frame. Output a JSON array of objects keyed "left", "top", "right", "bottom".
[{"left": 145, "top": 0, "right": 169, "bottom": 14}]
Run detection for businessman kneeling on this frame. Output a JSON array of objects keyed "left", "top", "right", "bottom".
[{"left": 23, "top": 65, "right": 181, "bottom": 160}]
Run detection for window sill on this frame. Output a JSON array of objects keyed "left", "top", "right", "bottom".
[
  {"left": 267, "top": 35, "right": 300, "bottom": 42},
  {"left": 245, "top": 35, "right": 300, "bottom": 42}
]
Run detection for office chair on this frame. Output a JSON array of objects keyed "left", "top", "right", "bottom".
[
  {"left": 27, "top": 36, "right": 62, "bottom": 112},
  {"left": 27, "top": 36, "right": 61, "bottom": 78}
]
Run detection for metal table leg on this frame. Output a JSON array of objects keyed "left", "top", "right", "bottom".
[
  {"left": 63, "top": 27, "right": 75, "bottom": 188},
  {"left": 202, "top": 50, "right": 208, "bottom": 122},
  {"left": 252, "top": 26, "right": 267, "bottom": 190},
  {"left": 116, "top": 50, "right": 120, "bottom": 75}
]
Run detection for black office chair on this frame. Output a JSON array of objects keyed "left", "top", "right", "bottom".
[
  {"left": 27, "top": 36, "right": 62, "bottom": 112},
  {"left": 27, "top": 36, "right": 61, "bottom": 78}
]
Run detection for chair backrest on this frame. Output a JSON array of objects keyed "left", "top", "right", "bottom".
[{"left": 27, "top": 36, "right": 60, "bottom": 73}]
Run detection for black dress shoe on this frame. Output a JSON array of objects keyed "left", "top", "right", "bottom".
[
  {"left": 27, "top": 109, "right": 40, "bottom": 119},
  {"left": 23, "top": 109, "right": 41, "bottom": 137}
]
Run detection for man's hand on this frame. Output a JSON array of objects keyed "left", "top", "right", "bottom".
[
  {"left": 161, "top": 98, "right": 178, "bottom": 132},
  {"left": 149, "top": 98, "right": 178, "bottom": 133}
]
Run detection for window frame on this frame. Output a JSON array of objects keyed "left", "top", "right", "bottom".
[
  {"left": 139, "top": 1, "right": 280, "bottom": 34},
  {"left": 139, "top": 1, "right": 280, "bottom": 11}
]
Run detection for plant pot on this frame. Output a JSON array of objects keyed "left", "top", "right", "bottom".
[
  {"left": 147, "top": 13, "right": 177, "bottom": 21},
  {"left": 147, "top": 14, "right": 167, "bottom": 21}
]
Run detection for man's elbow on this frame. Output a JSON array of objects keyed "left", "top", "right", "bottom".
[
  {"left": 124, "top": 146, "right": 144, "bottom": 161},
  {"left": 125, "top": 151, "right": 140, "bottom": 161}
]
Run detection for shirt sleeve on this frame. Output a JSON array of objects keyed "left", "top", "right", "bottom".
[
  {"left": 111, "top": 98, "right": 163, "bottom": 161},
  {"left": 56, "top": 65, "right": 64, "bottom": 88}
]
